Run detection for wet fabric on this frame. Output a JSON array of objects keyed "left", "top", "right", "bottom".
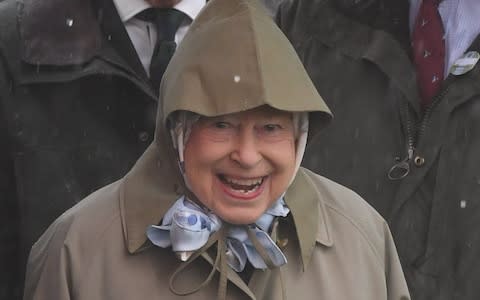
[
  {"left": 22, "top": 0, "right": 409, "bottom": 299},
  {"left": 0, "top": 0, "right": 159, "bottom": 297},
  {"left": 277, "top": 0, "right": 480, "bottom": 298}
]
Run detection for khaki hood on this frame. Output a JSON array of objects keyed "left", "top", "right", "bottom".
[
  {"left": 158, "top": 0, "right": 331, "bottom": 132},
  {"left": 121, "top": 0, "right": 333, "bottom": 265}
]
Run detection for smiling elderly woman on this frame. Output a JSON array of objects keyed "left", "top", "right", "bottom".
[{"left": 23, "top": 0, "right": 410, "bottom": 299}]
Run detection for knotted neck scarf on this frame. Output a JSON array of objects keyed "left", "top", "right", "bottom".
[{"left": 147, "top": 111, "right": 309, "bottom": 299}]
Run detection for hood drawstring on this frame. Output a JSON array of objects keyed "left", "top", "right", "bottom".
[
  {"left": 168, "top": 226, "right": 226, "bottom": 297},
  {"left": 168, "top": 224, "right": 287, "bottom": 300}
]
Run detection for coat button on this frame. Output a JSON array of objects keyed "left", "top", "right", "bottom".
[
  {"left": 414, "top": 156, "right": 425, "bottom": 167},
  {"left": 138, "top": 131, "right": 150, "bottom": 142}
]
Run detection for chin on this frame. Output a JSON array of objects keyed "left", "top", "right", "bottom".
[{"left": 219, "top": 209, "right": 264, "bottom": 225}]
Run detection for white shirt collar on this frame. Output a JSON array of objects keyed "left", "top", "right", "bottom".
[
  {"left": 175, "top": 0, "right": 206, "bottom": 21},
  {"left": 113, "top": 0, "right": 206, "bottom": 23}
]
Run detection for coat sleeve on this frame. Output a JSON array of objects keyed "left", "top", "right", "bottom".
[
  {"left": 23, "top": 217, "right": 75, "bottom": 300},
  {"left": 383, "top": 222, "right": 411, "bottom": 300}
]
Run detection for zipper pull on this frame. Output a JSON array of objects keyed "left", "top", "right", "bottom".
[{"left": 388, "top": 148, "right": 414, "bottom": 180}]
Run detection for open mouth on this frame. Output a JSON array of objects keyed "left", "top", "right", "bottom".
[{"left": 218, "top": 174, "right": 266, "bottom": 196}]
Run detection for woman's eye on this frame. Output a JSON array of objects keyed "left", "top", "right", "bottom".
[
  {"left": 213, "top": 121, "right": 231, "bottom": 129},
  {"left": 263, "top": 124, "right": 282, "bottom": 132}
]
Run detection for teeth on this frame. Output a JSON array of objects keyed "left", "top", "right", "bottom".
[
  {"left": 237, "top": 185, "right": 260, "bottom": 194},
  {"left": 228, "top": 182, "right": 261, "bottom": 194},
  {"left": 219, "top": 175, "right": 265, "bottom": 193},
  {"left": 225, "top": 177, "right": 263, "bottom": 186}
]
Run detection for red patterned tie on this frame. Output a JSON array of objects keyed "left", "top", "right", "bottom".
[{"left": 411, "top": 0, "right": 445, "bottom": 109}]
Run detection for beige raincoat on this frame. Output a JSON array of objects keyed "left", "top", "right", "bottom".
[{"left": 23, "top": 0, "right": 410, "bottom": 299}]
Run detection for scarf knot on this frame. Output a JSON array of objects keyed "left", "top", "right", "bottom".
[{"left": 146, "top": 196, "right": 289, "bottom": 271}]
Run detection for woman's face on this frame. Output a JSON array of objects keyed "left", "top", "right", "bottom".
[{"left": 183, "top": 106, "right": 296, "bottom": 224}]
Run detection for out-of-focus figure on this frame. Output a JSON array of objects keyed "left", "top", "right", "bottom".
[
  {"left": 277, "top": 0, "right": 480, "bottom": 299},
  {"left": 0, "top": 0, "right": 205, "bottom": 298}
]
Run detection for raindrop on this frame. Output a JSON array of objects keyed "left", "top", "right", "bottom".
[
  {"left": 234, "top": 75, "right": 241, "bottom": 83},
  {"left": 66, "top": 18, "right": 74, "bottom": 27},
  {"left": 460, "top": 200, "right": 467, "bottom": 209}
]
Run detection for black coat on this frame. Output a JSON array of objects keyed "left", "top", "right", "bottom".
[
  {"left": 277, "top": 0, "right": 480, "bottom": 299},
  {"left": 0, "top": 0, "right": 158, "bottom": 298}
]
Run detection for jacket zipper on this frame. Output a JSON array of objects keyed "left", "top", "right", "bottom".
[{"left": 388, "top": 86, "right": 449, "bottom": 180}]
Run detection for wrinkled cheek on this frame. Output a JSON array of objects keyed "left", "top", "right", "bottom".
[{"left": 194, "top": 173, "right": 218, "bottom": 208}]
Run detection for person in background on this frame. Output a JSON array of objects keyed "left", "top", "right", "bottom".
[
  {"left": 0, "top": 0, "right": 206, "bottom": 298},
  {"left": 23, "top": 0, "right": 410, "bottom": 299},
  {"left": 277, "top": 0, "right": 480, "bottom": 299}
]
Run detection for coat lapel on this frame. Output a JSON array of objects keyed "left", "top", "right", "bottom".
[
  {"left": 18, "top": 0, "right": 152, "bottom": 98},
  {"left": 20, "top": 0, "right": 101, "bottom": 65},
  {"left": 96, "top": 0, "right": 149, "bottom": 83},
  {"left": 285, "top": 168, "right": 333, "bottom": 271}
]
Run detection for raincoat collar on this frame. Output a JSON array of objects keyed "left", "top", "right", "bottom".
[
  {"left": 18, "top": 0, "right": 208, "bottom": 67},
  {"left": 17, "top": 0, "right": 155, "bottom": 96},
  {"left": 19, "top": 0, "right": 144, "bottom": 74},
  {"left": 120, "top": 143, "right": 334, "bottom": 270},
  {"left": 19, "top": 0, "right": 103, "bottom": 65},
  {"left": 120, "top": 142, "right": 184, "bottom": 253},
  {"left": 285, "top": 168, "right": 333, "bottom": 270}
]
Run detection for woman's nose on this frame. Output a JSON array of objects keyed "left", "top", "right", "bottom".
[{"left": 229, "top": 131, "right": 262, "bottom": 168}]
